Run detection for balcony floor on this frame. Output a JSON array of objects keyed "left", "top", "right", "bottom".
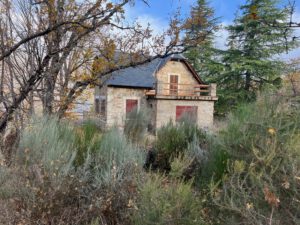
[{"left": 147, "top": 94, "right": 218, "bottom": 101}]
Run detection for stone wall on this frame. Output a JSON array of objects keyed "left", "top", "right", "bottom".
[
  {"left": 156, "top": 99, "right": 214, "bottom": 130},
  {"left": 156, "top": 60, "right": 199, "bottom": 96},
  {"left": 106, "top": 87, "right": 149, "bottom": 128}
]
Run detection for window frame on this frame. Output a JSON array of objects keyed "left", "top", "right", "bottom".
[{"left": 168, "top": 74, "right": 180, "bottom": 95}]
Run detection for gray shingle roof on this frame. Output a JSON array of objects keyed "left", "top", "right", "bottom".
[{"left": 105, "top": 54, "right": 188, "bottom": 88}]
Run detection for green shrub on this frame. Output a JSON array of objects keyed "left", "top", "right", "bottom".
[
  {"left": 74, "top": 120, "right": 102, "bottom": 167},
  {"left": 91, "top": 128, "right": 144, "bottom": 185},
  {"left": 132, "top": 174, "right": 206, "bottom": 225},
  {"left": 209, "top": 93, "right": 300, "bottom": 225},
  {"left": 154, "top": 119, "right": 207, "bottom": 172},
  {"left": 169, "top": 153, "right": 193, "bottom": 180},
  {"left": 0, "top": 165, "right": 15, "bottom": 199},
  {"left": 3, "top": 117, "right": 144, "bottom": 225},
  {"left": 17, "top": 116, "right": 76, "bottom": 185}
]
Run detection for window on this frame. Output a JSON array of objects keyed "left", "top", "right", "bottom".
[
  {"left": 95, "top": 97, "right": 106, "bottom": 115},
  {"left": 169, "top": 75, "right": 178, "bottom": 95},
  {"left": 176, "top": 106, "right": 198, "bottom": 122},
  {"left": 126, "top": 99, "right": 138, "bottom": 118},
  {"left": 95, "top": 99, "right": 100, "bottom": 114},
  {"left": 100, "top": 99, "right": 106, "bottom": 116}
]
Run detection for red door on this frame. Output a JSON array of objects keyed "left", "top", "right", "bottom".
[
  {"left": 169, "top": 75, "right": 178, "bottom": 95},
  {"left": 126, "top": 99, "right": 138, "bottom": 118},
  {"left": 176, "top": 106, "right": 198, "bottom": 122}
]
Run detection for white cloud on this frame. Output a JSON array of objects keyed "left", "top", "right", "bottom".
[
  {"left": 123, "top": 5, "right": 169, "bottom": 36},
  {"left": 214, "top": 21, "right": 231, "bottom": 50},
  {"left": 134, "top": 14, "right": 169, "bottom": 35}
]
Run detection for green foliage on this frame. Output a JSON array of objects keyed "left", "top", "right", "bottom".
[
  {"left": 91, "top": 128, "right": 145, "bottom": 185},
  {"left": 74, "top": 120, "right": 102, "bottom": 167},
  {"left": 3, "top": 92, "right": 300, "bottom": 225},
  {"left": 213, "top": 0, "right": 298, "bottom": 114},
  {"left": 209, "top": 93, "right": 300, "bottom": 224},
  {"left": 156, "top": 119, "right": 206, "bottom": 159},
  {"left": 184, "top": 0, "right": 221, "bottom": 79},
  {"left": 169, "top": 154, "right": 193, "bottom": 180},
  {"left": 132, "top": 174, "right": 205, "bottom": 225},
  {"left": 1, "top": 117, "right": 144, "bottom": 225},
  {"left": 154, "top": 119, "right": 207, "bottom": 171},
  {"left": 17, "top": 116, "right": 76, "bottom": 185},
  {"left": 0, "top": 165, "right": 14, "bottom": 199},
  {"left": 124, "top": 108, "right": 150, "bottom": 144}
]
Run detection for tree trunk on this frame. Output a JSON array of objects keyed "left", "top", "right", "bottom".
[
  {"left": 43, "top": 0, "right": 64, "bottom": 115},
  {"left": 0, "top": 55, "right": 51, "bottom": 133}
]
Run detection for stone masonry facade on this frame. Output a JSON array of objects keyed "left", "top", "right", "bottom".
[{"left": 94, "top": 59, "right": 217, "bottom": 131}]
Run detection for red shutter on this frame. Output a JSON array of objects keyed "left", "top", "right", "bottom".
[
  {"left": 126, "top": 99, "right": 138, "bottom": 117},
  {"left": 176, "top": 106, "right": 198, "bottom": 122},
  {"left": 169, "top": 75, "right": 178, "bottom": 95}
]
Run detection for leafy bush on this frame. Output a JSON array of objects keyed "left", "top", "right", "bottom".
[
  {"left": 132, "top": 174, "right": 206, "bottom": 225},
  {"left": 154, "top": 119, "right": 207, "bottom": 172}
]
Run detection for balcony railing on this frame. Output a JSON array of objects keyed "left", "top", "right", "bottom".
[{"left": 145, "top": 83, "right": 217, "bottom": 98}]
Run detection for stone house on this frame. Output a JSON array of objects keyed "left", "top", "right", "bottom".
[{"left": 94, "top": 54, "right": 218, "bottom": 131}]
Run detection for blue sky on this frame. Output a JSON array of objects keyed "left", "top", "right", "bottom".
[{"left": 125, "top": 0, "right": 300, "bottom": 60}]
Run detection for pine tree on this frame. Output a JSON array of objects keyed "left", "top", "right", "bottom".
[
  {"left": 219, "top": 0, "right": 297, "bottom": 105},
  {"left": 184, "top": 0, "right": 220, "bottom": 79}
]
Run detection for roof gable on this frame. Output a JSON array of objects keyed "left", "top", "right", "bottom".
[{"left": 105, "top": 54, "right": 203, "bottom": 88}]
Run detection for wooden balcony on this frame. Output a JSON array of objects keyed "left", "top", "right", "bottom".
[{"left": 145, "top": 83, "right": 218, "bottom": 101}]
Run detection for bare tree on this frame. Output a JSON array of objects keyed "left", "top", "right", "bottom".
[{"left": 0, "top": 0, "right": 212, "bottom": 133}]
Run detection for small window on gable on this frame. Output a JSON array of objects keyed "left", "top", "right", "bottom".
[
  {"left": 176, "top": 106, "right": 198, "bottom": 122},
  {"left": 126, "top": 99, "right": 138, "bottom": 118},
  {"left": 169, "top": 75, "right": 178, "bottom": 95}
]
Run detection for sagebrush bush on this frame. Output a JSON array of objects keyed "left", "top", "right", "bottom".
[
  {"left": 86, "top": 127, "right": 145, "bottom": 185},
  {"left": 124, "top": 108, "right": 150, "bottom": 144},
  {"left": 0, "top": 117, "right": 144, "bottom": 225},
  {"left": 17, "top": 116, "right": 76, "bottom": 185}
]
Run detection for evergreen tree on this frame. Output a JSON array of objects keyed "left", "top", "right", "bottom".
[
  {"left": 184, "top": 0, "right": 221, "bottom": 79},
  {"left": 217, "top": 0, "right": 297, "bottom": 112}
]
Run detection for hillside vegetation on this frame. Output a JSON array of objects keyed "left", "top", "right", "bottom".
[{"left": 0, "top": 91, "right": 299, "bottom": 225}]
